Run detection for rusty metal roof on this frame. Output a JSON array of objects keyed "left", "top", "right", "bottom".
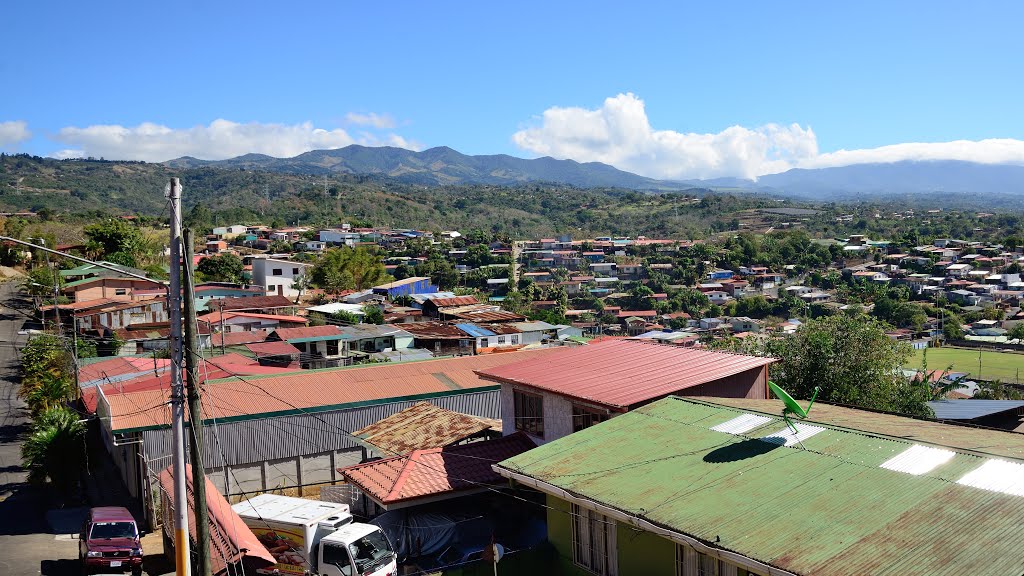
[
  {"left": 477, "top": 339, "right": 777, "bottom": 409},
  {"left": 429, "top": 296, "right": 481, "bottom": 308},
  {"left": 498, "top": 396, "right": 1024, "bottom": 576},
  {"left": 338, "top": 433, "right": 535, "bottom": 508},
  {"left": 448, "top": 310, "right": 527, "bottom": 323},
  {"left": 400, "top": 321, "right": 472, "bottom": 339},
  {"left": 352, "top": 401, "right": 499, "bottom": 455},
  {"left": 105, "top": 347, "right": 564, "bottom": 432}
]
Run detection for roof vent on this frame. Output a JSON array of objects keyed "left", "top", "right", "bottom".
[
  {"left": 711, "top": 413, "right": 772, "bottom": 435},
  {"left": 880, "top": 444, "right": 956, "bottom": 476}
]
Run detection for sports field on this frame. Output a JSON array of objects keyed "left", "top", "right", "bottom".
[{"left": 911, "top": 347, "right": 1024, "bottom": 383}]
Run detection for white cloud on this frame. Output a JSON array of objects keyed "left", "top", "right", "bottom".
[
  {"left": 0, "top": 121, "right": 31, "bottom": 148},
  {"left": 512, "top": 93, "right": 1024, "bottom": 180},
  {"left": 512, "top": 94, "right": 818, "bottom": 180},
  {"left": 344, "top": 112, "right": 396, "bottom": 129},
  {"left": 52, "top": 118, "right": 419, "bottom": 162},
  {"left": 805, "top": 139, "right": 1024, "bottom": 169}
]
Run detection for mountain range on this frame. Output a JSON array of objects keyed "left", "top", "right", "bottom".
[
  {"left": 165, "top": 145, "right": 672, "bottom": 190},
  {"left": 164, "top": 146, "right": 1024, "bottom": 198}
]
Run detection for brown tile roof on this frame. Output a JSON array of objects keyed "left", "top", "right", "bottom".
[
  {"left": 338, "top": 433, "right": 535, "bottom": 508},
  {"left": 352, "top": 401, "right": 499, "bottom": 455}
]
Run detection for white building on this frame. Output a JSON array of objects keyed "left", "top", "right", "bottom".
[
  {"left": 319, "top": 229, "right": 362, "bottom": 246},
  {"left": 251, "top": 258, "right": 311, "bottom": 297},
  {"left": 212, "top": 224, "right": 248, "bottom": 239}
]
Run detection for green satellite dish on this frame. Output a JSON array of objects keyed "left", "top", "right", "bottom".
[{"left": 768, "top": 381, "right": 820, "bottom": 435}]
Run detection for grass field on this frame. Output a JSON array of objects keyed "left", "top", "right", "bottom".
[{"left": 911, "top": 347, "right": 1024, "bottom": 383}]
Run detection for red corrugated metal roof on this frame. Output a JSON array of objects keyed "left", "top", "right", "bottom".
[
  {"left": 217, "top": 329, "right": 271, "bottom": 346},
  {"left": 159, "top": 465, "right": 275, "bottom": 573},
  {"left": 245, "top": 341, "right": 301, "bottom": 356},
  {"left": 477, "top": 339, "right": 778, "bottom": 409},
  {"left": 105, "top": 347, "right": 565, "bottom": 431},
  {"left": 271, "top": 325, "right": 342, "bottom": 340},
  {"left": 338, "top": 433, "right": 535, "bottom": 507},
  {"left": 211, "top": 295, "right": 294, "bottom": 311}
]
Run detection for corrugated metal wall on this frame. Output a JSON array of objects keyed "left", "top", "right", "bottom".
[{"left": 141, "top": 390, "right": 499, "bottom": 473}]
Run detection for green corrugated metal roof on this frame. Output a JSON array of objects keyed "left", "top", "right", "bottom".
[{"left": 498, "top": 396, "right": 1024, "bottom": 576}]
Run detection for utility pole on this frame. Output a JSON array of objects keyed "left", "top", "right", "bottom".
[
  {"left": 166, "top": 178, "right": 191, "bottom": 576},
  {"left": 183, "top": 229, "right": 212, "bottom": 576}
]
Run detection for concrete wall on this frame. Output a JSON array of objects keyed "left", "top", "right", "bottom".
[{"left": 500, "top": 384, "right": 576, "bottom": 444}]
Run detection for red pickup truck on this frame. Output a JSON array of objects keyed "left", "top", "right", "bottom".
[{"left": 80, "top": 506, "right": 143, "bottom": 576}]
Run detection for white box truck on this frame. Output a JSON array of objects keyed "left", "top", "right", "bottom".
[{"left": 232, "top": 494, "right": 397, "bottom": 576}]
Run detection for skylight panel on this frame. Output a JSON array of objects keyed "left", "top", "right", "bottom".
[
  {"left": 710, "top": 413, "right": 773, "bottom": 435},
  {"left": 879, "top": 444, "right": 956, "bottom": 475}
]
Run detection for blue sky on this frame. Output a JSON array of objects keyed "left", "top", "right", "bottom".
[{"left": 3, "top": 1, "right": 1024, "bottom": 179}]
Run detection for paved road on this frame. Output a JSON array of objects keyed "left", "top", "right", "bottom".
[{"left": 0, "top": 280, "right": 82, "bottom": 575}]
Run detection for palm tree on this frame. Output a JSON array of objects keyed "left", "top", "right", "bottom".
[
  {"left": 20, "top": 369, "right": 76, "bottom": 416},
  {"left": 21, "top": 407, "right": 86, "bottom": 498}
]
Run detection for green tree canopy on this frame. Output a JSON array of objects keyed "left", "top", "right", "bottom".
[
  {"left": 757, "top": 315, "right": 930, "bottom": 417},
  {"left": 197, "top": 253, "right": 244, "bottom": 283},
  {"left": 310, "top": 247, "right": 392, "bottom": 293},
  {"left": 21, "top": 406, "right": 85, "bottom": 496},
  {"left": 84, "top": 218, "right": 144, "bottom": 266}
]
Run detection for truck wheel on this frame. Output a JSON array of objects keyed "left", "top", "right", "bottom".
[{"left": 132, "top": 567, "right": 143, "bottom": 576}]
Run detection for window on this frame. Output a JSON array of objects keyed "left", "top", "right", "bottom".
[
  {"left": 292, "top": 268, "right": 300, "bottom": 275},
  {"left": 272, "top": 268, "right": 283, "bottom": 276},
  {"left": 294, "top": 342, "right": 307, "bottom": 353},
  {"left": 511, "top": 335, "right": 519, "bottom": 344},
  {"left": 326, "top": 340, "right": 339, "bottom": 356},
  {"left": 513, "top": 389, "right": 544, "bottom": 436},
  {"left": 322, "top": 543, "right": 353, "bottom": 576},
  {"left": 676, "top": 545, "right": 749, "bottom": 576},
  {"left": 114, "top": 288, "right": 128, "bottom": 296},
  {"left": 572, "top": 405, "right": 610, "bottom": 432},
  {"left": 571, "top": 504, "right": 616, "bottom": 575},
  {"left": 497, "top": 335, "right": 506, "bottom": 344}
]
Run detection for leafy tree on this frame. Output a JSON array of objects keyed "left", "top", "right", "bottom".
[
  {"left": 21, "top": 406, "right": 85, "bottom": 496},
  {"left": 1008, "top": 323, "right": 1024, "bottom": 342},
  {"left": 84, "top": 219, "right": 143, "bottom": 266},
  {"left": 20, "top": 335, "right": 75, "bottom": 415},
  {"left": 330, "top": 310, "right": 360, "bottom": 325},
  {"left": 196, "top": 253, "right": 244, "bottom": 283},
  {"left": 973, "top": 380, "right": 1023, "bottom": 400},
  {"left": 22, "top": 265, "right": 63, "bottom": 298},
  {"left": 311, "top": 247, "right": 392, "bottom": 292},
  {"left": 756, "top": 315, "right": 931, "bottom": 417},
  {"left": 943, "top": 314, "right": 966, "bottom": 340},
  {"left": 363, "top": 305, "right": 384, "bottom": 325}
]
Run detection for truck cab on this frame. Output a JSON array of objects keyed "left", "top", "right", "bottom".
[{"left": 317, "top": 523, "right": 397, "bottom": 576}]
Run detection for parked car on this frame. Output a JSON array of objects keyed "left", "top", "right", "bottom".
[{"left": 79, "top": 506, "right": 143, "bottom": 576}]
